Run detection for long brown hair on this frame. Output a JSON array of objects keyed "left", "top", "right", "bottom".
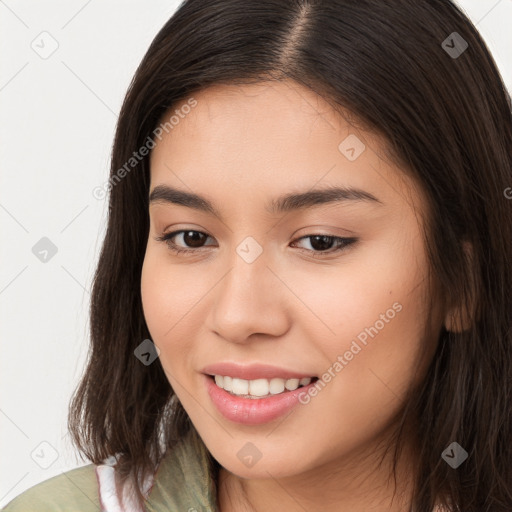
[{"left": 68, "top": 1, "right": 512, "bottom": 510}]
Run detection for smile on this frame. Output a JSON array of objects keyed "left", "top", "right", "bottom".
[{"left": 212, "top": 375, "right": 316, "bottom": 399}]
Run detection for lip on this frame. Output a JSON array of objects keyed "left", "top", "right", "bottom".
[
  {"left": 204, "top": 374, "right": 318, "bottom": 425},
  {"left": 201, "top": 362, "right": 317, "bottom": 380}
]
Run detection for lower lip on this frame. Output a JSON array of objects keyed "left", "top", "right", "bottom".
[{"left": 204, "top": 374, "right": 317, "bottom": 425}]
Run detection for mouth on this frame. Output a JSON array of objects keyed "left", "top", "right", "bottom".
[{"left": 207, "top": 374, "right": 319, "bottom": 399}]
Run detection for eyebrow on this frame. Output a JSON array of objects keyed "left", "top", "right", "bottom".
[{"left": 148, "top": 184, "right": 383, "bottom": 218}]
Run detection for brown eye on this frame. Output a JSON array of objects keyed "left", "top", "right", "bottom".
[
  {"left": 155, "top": 230, "right": 214, "bottom": 254},
  {"left": 175, "top": 230, "right": 208, "bottom": 248},
  {"left": 291, "top": 235, "right": 357, "bottom": 258}
]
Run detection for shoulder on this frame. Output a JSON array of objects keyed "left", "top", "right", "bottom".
[
  {"left": 1, "top": 464, "right": 100, "bottom": 512},
  {"left": 2, "top": 428, "right": 217, "bottom": 512}
]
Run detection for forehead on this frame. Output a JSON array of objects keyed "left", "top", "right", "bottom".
[
  {"left": 157, "top": 80, "right": 357, "bottom": 148},
  {"left": 149, "top": 80, "right": 423, "bottom": 217}
]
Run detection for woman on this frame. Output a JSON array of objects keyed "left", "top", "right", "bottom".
[{"left": 4, "top": 0, "right": 512, "bottom": 511}]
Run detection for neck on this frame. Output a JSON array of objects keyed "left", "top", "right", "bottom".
[{"left": 217, "top": 425, "right": 419, "bottom": 512}]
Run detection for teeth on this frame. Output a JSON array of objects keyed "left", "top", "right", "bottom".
[
  {"left": 232, "top": 378, "right": 249, "bottom": 395},
  {"left": 249, "top": 378, "right": 271, "bottom": 397},
  {"left": 213, "top": 375, "right": 313, "bottom": 398},
  {"left": 285, "top": 378, "right": 300, "bottom": 390},
  {"left": 269, "top": 378, "right": 285, "bottom": 394},
  {"left": 223, "top": 375, "right": 232, "bottom": 391}
]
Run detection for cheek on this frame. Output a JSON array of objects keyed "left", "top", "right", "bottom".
[
  {"left": 141, "top": 250, "right": 199, "bottom": 336},
  {"left": 289, "top": 231, "right": 431, "bottom": 392},
  {"left": 140, "top": 253, "right": 170, "bottom": 338},
  {"left": 279, "top": 244, "right": 433, "bottom": 456},
  {"left": 140, "top": 250, "right": 209, "bottom": 373}
]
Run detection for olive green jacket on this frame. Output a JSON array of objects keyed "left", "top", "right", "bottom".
[{"left": 1, "top": 428, "right": 218, "bottom": 512}]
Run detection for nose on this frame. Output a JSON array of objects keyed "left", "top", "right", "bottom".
[{"left": 206, "top": 241, "right": 291, "bottom": 344}]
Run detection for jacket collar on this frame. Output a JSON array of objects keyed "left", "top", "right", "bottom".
[{"left": 145, "top": 427, "right": 218, "bottom": 512}]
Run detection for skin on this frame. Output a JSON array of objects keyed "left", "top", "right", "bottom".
[{"left": 141, "top": 80, "right": 455, "bottom": 512}]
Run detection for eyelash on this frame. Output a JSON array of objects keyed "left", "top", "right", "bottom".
[{"left": 155, "top": 230, "right": 357, "bottom": 259}]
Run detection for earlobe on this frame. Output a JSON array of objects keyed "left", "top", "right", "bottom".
[{"left": 443, "top": 241, "right": 477, "bottom": 333}]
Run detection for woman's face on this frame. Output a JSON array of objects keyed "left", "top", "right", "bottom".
[{"left": 141, "top": 80, "right": 446, "bottom": 481}]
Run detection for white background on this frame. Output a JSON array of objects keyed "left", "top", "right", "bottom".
[{"left": 1, "top": 0, "right": 511, "bottom": 506}]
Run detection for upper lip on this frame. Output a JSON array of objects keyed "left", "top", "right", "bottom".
[{"left": 201, "top": 362, "right": 317, "bottom": 381}]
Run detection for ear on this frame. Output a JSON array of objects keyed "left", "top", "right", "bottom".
[{"left": 443, "top": 241, "right": 477, "bottom": 333}]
